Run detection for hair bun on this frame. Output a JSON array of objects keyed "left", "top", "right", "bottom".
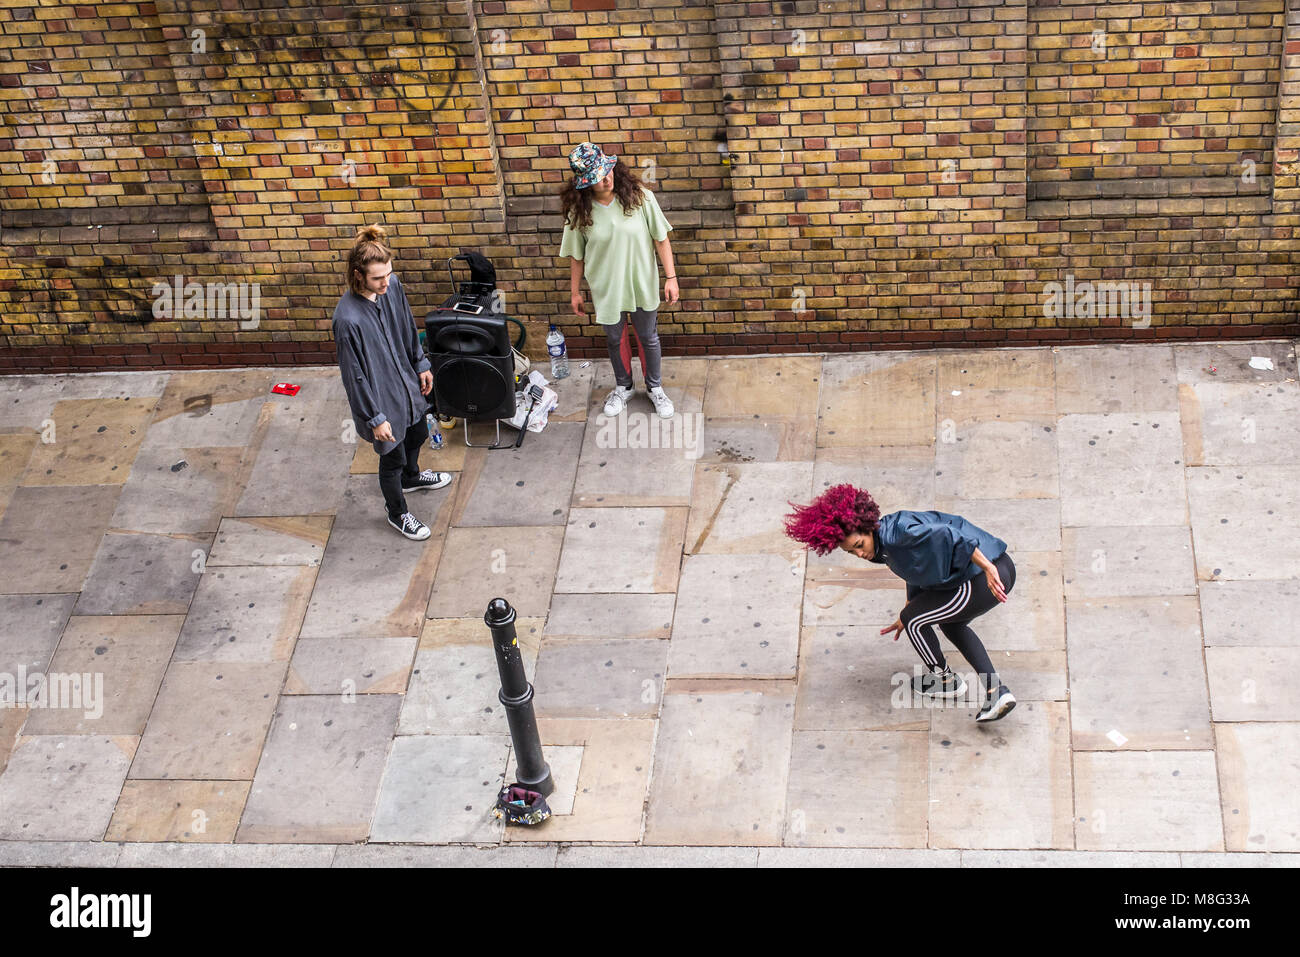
[{"left": 357, "top": 224, "right": 387, "bottom": 243}]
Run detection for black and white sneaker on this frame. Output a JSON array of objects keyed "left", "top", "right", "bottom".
[
  {"left": 911, "top": 667, "right": 967, "bottom": 699},
  {"left": 975, "top": 684, "right": 1017, "bottom": 722},
  {"left": 387, "top": 512, "right": 431, "bottom": 541},
  {"left": 401, "top": 469, "right": 452, "bottom": 492}
]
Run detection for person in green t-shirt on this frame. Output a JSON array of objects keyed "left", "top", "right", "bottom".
[{"left": 559, "top": 142, "right": 679, "bottom": 419}]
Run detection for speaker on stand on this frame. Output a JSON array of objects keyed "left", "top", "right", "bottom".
[{"left": 424, "top": 312, "right": 517, "bottom": 448}]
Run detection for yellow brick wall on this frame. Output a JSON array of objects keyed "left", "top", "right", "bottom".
[{"left": 0, "top": 0, "right": 1296, "bottom": 371}]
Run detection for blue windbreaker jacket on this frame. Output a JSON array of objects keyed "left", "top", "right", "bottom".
[{"left": 868, "top": 510, "right": 1008, "bottom": 591}]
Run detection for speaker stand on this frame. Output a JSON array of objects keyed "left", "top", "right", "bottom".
[{"left": 462, "top": 417, "right": 504, "bottom": 448}]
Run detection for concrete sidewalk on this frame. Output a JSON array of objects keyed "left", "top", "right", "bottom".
[{"left": 0, "top": 340, "right": 1298, "bottom": 863}]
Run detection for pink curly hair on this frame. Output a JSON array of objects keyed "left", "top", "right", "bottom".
[{"left": 783, "top": 483, "right": 882, "bottom": 556}]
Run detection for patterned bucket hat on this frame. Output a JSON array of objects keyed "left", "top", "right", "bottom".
[{"left": 568, "top": 141, "right": 617, "bottom": 189}]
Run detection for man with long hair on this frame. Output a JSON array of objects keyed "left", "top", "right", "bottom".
[
  {"left": 785, "top": 484, "right": 1019, "bottom": 722},
  {"left": 332, "top": 224, "right": 450, "bottom": 541},
  {"left": 559, "top": 142, "right": 679, "bottom": 419}
]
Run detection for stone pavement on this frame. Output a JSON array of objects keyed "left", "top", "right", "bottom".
[{"left": 1, "top": 341, "right": 1299, "bottom": 865}]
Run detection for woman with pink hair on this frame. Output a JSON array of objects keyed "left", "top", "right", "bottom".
[{"left": 785, "top": 484, "right": 1018, "bottom": 722}]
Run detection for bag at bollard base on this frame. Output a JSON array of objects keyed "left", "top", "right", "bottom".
[{"left": 493, "top": 783, "right": 551, "bottom": 827}]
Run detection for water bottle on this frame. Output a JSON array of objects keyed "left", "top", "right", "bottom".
[
  {"left": 426, "top": 412, "right": 443, "bottom": 450},
  {"left": 547, "top": 324, "right": 570, "bottom": 380}
]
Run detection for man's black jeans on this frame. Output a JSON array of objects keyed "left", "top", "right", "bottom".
[{"left": 378, "top": 416, "right": 429, "bottom": 521}]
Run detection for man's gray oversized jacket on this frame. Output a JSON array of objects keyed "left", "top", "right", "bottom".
[{"left": 332, "top": 274, "right": 431, "bottom": 455}]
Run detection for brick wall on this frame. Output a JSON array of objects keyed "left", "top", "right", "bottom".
[{"left": 0, "top": 0, "right": 1297, "bottom": 373}]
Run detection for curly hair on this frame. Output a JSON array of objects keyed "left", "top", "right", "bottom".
[
  {"left": 559, "top": 157, "right": 646, "bottom": 231},
  {"left": 783, "top": 483, "right": 882, "bottom": 556}
]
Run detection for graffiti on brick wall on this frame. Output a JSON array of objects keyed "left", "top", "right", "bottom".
[
  {"left": 209, "top": 12, "right": 468, "bottom": 114},
  {"left": 3, "top": 259, "right": 155, "bottom": 329}
]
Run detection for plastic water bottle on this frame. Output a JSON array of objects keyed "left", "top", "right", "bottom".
[
  {"left": 426, "top": 412, "right": 443, "bottom": 450},
  {"left": 547, "top": 324, "right": 570, "bottom": 380}
]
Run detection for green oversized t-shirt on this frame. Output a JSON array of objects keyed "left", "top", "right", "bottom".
[{"left": 559, "top": 187, "right": 672, "bottom": 325}]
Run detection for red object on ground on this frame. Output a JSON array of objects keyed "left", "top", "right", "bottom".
[{"left": 272, "top": 382, "right": 300, "bottom": 396}]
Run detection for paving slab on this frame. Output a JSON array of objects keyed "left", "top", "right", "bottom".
[
  {"left": 934, "top": 416, "right": 1059, "bottom": 500},
  {"left": 698, "top": 355, "right": 820, "bottom": 463},
  {"left": 668, "top": 553, "right": 802, "bottom": 678},
  {"left": 1058, "top": 412, "right": 1187, "bottom": 526},
  {"left": 554, "top": 507, "right": 686, "bottom": 594},
  {"left": 334, "top": 844, "right": 558, "bottom": 867},
  {"left": 1215, "top": 722, "right": 1300, "bottom": 852},
  {"left": 22, "top": 615, "right": 183, "bottom": 736},
  {"left": 936, "top": 350, "right": 1056, "bottom": 418},
  {"left": 802, "top": 579, "right": 907, "bottom": 627},
  {"left": 73, "top": 531, "right": 208, "bottom": 616},
  {"left": 0, "top": 432, "right": 37, "bottom": 484},
  {"left": 685, "top": 461, "right": 813, "bottom": 555},
  {"left": 233, "top": 385, "right": 355, "bottom": 517},
  {"left": 175, "top": 565, "right": 316, "bottom": 663},
  {"left": 1180, "top": 852, "right": 1300, "bottom": 867},
  {"left": 429, "top": 525, "right": 564, "bottom": 617},
  {"left": 0, "top": 707, "right": 25, "bottom": 775},
  {"left": 0, "top": 485, "right": 120, "bottom": 593},
  {"left": 301, "top": 475, "right": 449, "bottom": 638},
  {"left": 1062, "top": 525, "right": 1197, "bottom": 599},
  {"left": 370, "top": 734, "right": 509, "bottom": 844},
  {"left": 0, "top": 840, "right": 122, "bottom": 867},
  {"left": 929, "top": 701, "right": 1074, "bottom": 849},
  {"left": 991, "top": 650, "right": 1069, "bottom": 701},
  {"left": 116, "top": 843, "right": 337, "bottom": 868},
  {"left": 759, "top": 848, "right": 961, "bottom": 866},
  {"left": 1187, "top": 466, "right": 1300, "bottom": 581},
  {"left": 1073, "top": 751, "right": 1224, "bottom": 852},
  {"left": 819, "top": 352, "right": 936, "bottom": 448},
  {"left": 142, "top": 369, "right": 276, "bottom": 449},
  {"left": 130, "top": 662, "right": 285, "bottom": 780},
  {"left": 961, "top": 850, "right": 1182, "bottom": 867},
  {"left": 503, "top": 744, "right": 583, "bottom": 816},
  {"left": 451, "top": 422, "right": 583, "bottom": 526},
  {"left": 533, "top": 638, "right": 666, "bottom": 718},
  {"left": 1179, "top": 380, "right": 1300, "bottom": 466},
  {"left": 795, "top": 625, "right": 929, "bottom": 731},
  {"left": 1055, "top": 344, "right": 1179, "bottom": 414},
  {"left": 542, "top": 593, "right": 675, "bottom": 639},
  {"left": 400, "top": 617, "right": 540, "bottom": 734},
  {"left": 207, "top": 516, "right": 331, "bottom": 566},
  {"left": 0, "top": 735, "right": 137, "bottom": 840},
  {"left": 0, "top": 594, "right": 79, "bottom": 675},
  {"left": 572, "top": 360, "right": 707, "bottom": 507},
  {"left": 1199, "top": 580, "right": 1300, "bottom": 646},
  {"left": 1206, "top": 647, "right": 1300, "bottom": 721},
  {"left": 557, "top": 846, "right": 759, "bottom": 867},
  {"left": 504, "top": 718, "right": 655, "bottom": 843},
  {"left": 932, "top": 497, "right": 1062, "bottom": 553},
  {"left": 110, "top": 443, "right": 246, "bottom": 536},
  {"left": 0, "top": 372, "right": 167, "bottom": 431},
  {"left": 237, "top": 694, "right": 401, "bottom": 843},
  {"left": 20, "top": 397, "right": 156, "bottom": 486},
  {"left": 783, "top": 730, "right": 928, "bottom": 846},
  {"left": 105, "top": 780, "right": 252, "bottom": 843},
  {"left": 285, "top": 636, "right": 417, "bottom": 695},
  {"left": 644, "top": 688, "right": 794, "bottom": 846},
  {"left": 1066, "top": 597, "right": 1211, "bottom": 750},
  {"left": 1173, "top": 340, "right": 1296, "bottom": 385}
]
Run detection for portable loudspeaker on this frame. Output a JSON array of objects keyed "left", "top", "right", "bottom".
[{"left": 424, "top": 313, "right": 516, "bottom": 421}]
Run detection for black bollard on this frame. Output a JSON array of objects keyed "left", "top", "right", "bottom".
[{"left": 484, "top": 597, "right": 553, "bottom": 796}]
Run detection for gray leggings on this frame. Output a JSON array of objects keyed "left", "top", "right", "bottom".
[{"left": 603, "top": 308, "right": 662, "bottom": 389}]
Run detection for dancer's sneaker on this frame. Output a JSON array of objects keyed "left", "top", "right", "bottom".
[
  {"left": 401, "top": 469, "right": 452, "bottom": 492},
  {"left": 387, "top": 512, "right": 431, "bottom": 541},
  {"left": 975, "top": 684, "right": 1017, "bottom": 722},
  {"left": 911, "top": 666, "right": 966, "bottom": 699},
  {"left": 603, "top": 385, "right": 634, "bottom": 417},
  {"left": 647, "top": 386, "right": 675, "bottom": 419}
]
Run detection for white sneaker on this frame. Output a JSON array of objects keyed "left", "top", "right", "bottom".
[
  {"left": 603, "top": 385, "right": 634, "bottom": 417},
  {"left": 647, "top": 386, "right": 674, "bottom": 419}
]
